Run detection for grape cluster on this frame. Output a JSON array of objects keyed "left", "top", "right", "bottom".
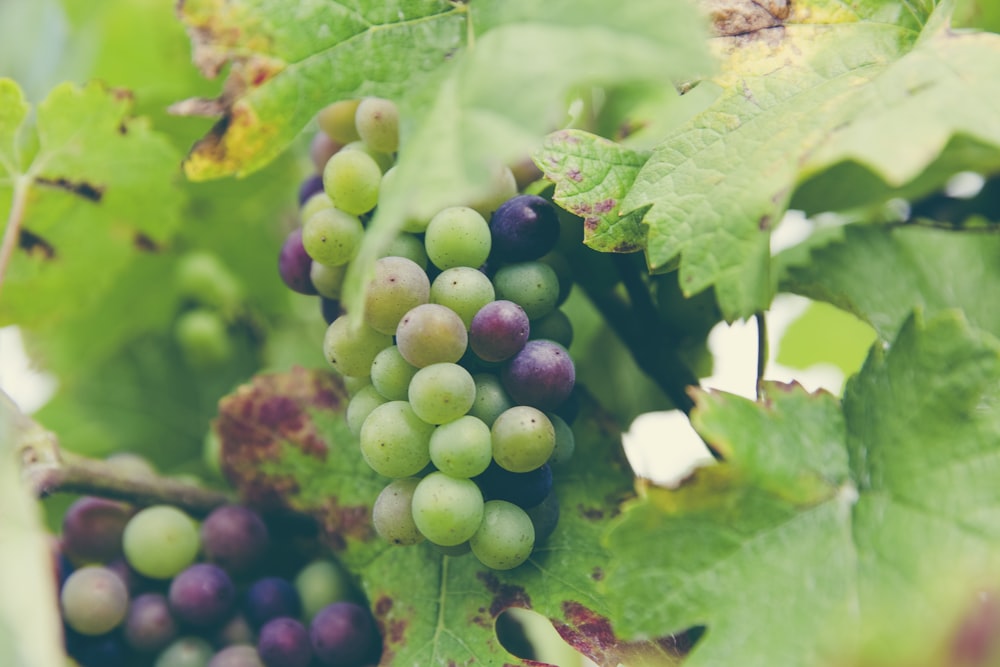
[
  {"left": 279, "top": 98, "right": 578, "bottom": 570},
  {"left": 55, "top": 493, "right": 380, "bottom": 667}
]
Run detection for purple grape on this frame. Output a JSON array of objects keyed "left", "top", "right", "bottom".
[
  {"left": 501, "top": 340, "right": 575, "bottom": 411},
  {"left": 168, "top": 563, "right": 236, "bottom": 628},
  {"left": 61, "top": 496, "right": 132, "bottom": 565},
  {"left": 124, "top": 592, "right": 177, "bottom": 653},
  {"left": 209, "top": 645, "right": 266, "bottom": 667},
  {"left": 297, "top": 174, "right": 325, "bottom": 207},
  {"left": 475, "top": 462, "right": 552, "bottom": 509},
  {"left": 309, "top": 602, "right": 379, "bottom": 667},
  {"left": 257, "top": 617, "right": 312, "bottom": 667},
  {"left": 243, "top": 577, "right": 302, "bottom": 630},
  {"left": 65, "top": 630, "right": 129, "bottom": 667},
  {"left": 489, "top": 194, "right": 560, "bottom": 262},
  {"left": 278, "top": 228, "right": 318, "bottom": 296},
  {"left": 201, "top": 505, "right": 270, "bottom": 578},
  {"left": 469, "top": 300, "right": 530, "bottom": 363}
]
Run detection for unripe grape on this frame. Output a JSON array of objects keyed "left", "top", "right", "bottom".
[
  {"left": 411, "top": 472, "right": 484, "bottom": 546},
  {"left": 425, "top": 206, "right": 492, "bottom": 270},
  {"left": 492, "top": 261, "right": 560, "bottom": 320},
  {"left": 317, "top": 99, "right": 361, "bottom": 144},
  {"left": 372, "top": 478, "right": 424, "bottom": 546},
  {"left": 363, "top": 256, "right": 430, "bottom": 335},
  {"left": 491, "top": 406, "right": 555, "bottom": 473},
  {"left": 359, "top": 401, "right": 433, "bottom": 478},
  {"left": 61, "top": 566, "right": 129, "bottom": 635},
  {"left": 302, "top": 207, "right": 364, "bottom": 267},
  {"left": 323, "top": 315, "right": 392, "bottom": 377},
  {"left": 395, "top": 303, "right": 468, "bottom": 368},
  {"left": 469, "top": 500, "right": 535, "bottom": 571},
  {"left": 354, "top": 97, "right": 399, "bottom": 153},
  {"left": 322, "top": 149, "right": 381, "bottom": 215},
  {"left": 122, "top": 505, "right": 200, "bottom": 579}
]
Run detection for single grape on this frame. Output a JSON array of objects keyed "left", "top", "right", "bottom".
[
  {"left": 298, "top": 173, "right": 325, "bottom": 206},
  {"left": 468, "top": 373, "right": 514, "bottom": 427},
  {"left": 122, "top": 505, "right": 200, "bottom": 579},
  {"left": 370, "top": 345, "right": 419, "bottom": 401},
  {"left": 175, "top": 251, "right": 243, "bottom": 314},
  {"left": 528, "top": 308, "right": 573, "bottom": 348},
  {"left": 469, "top": 300, "right": 530, "bottom": 363},
  {"left": 310, "top": 602, "right": 380, "bottom": 667},
  {"left": 372, "top": 477, "right": 424, "bottom": 546},
  {"left": 429, "top": 415, "right": 492, "bottom": 478},
  {"left": 407, "top": 362, "right": 476, "bottom": 425},
  {"left": 244, "top": 577, "right": 303, "bottom": 630},
  {"left": 60, "top": 566, "right": 129, "bottom": 635},
  {"left": 278, "top": 228, "right": 317, "bottom": 296},
  {"left": 469, "top": 500, "right": 535, "bottom": 571},
  {"left": 317, "top": 99, "right": 361, "bottom": 144},
  {"left": 359, "top": 401, "right": 433, "bottom": 478},
  {"left": 475, "top": 461, "right": 552, "bottom": 509},
  {"left": 354, "top": 97, "right": 399, "bottom": 153},
  {"left": 490, "top": 406, "right": 555, "bottom": 473},
  {"left": 380, "top": 232, "right": 428, "bottom": 269},
  {"left": 323, "top": 314, "right": 392, "bottom": 377},
  {"left": 395, "top": 303, "right": 468, "bottom": 368},
  {"left": 310, "top": 261, "right": 347, "bottom": 300},
  {"left": 169, "top": 563, "right": 236, "bottom": 628},
  {"left": 489, "top": 194, "right": 560, "bottom": 262},
  {"left": 430, "top": 267, "right": 495, "bottom": 328},
  {"left": 547, "top": 412, "right": 576, "bottom": 464},
  {"left": 302, "top": 207, "right": 364, "bottom": 267},
  {"left": 363, "top": 256, "right": 430, "bottom": 335},
  {"left": 310, "top": 131, "right": 343, "bottom": 172},
  {"left": 294, "top": 559, "right": 356, "bottom": 622},
  {"left": 175, "top": 309, "right": 232, "bottom": 367},
  {"left": 424, "top": 206, "right": 491, "bottom": 270},
  {"left": 257, "top": 617, "right": 312, "bottom": 667},
  {"left": 125, "top": 592, "right": 178, "bottom": 653},
  {"left": 340, "top": 140, "right": 394, "bottom": 173},
  {"left": 322, "top": 149, "right": 381, "bottom": 215},
  {"left": 61, "top": 496, "right": 132, "bottom": 565},
  {"left": 346, "top": 384, "right": 389, "bottom": 437},
  {"left": 492, "top": 261, "right": 560, "bottom": 320},
  {"left": 299, "top": 191, "right": 334, "bottom": 223},
  {"left": 466, "top": 164, "right": 518, "bottom": 219},
  {"left": 201, "top": 504, "right": 270, "bottom": 578},
  {"left": 153, "top": 637, "right": 215, "bottom": 667},
  {"left": 411, "top": 472, "right": 484, "bottom": 546},
  {"left": 208, "top": 645, "right": 266, "bottom": 667},
  {"left": 502, "top": 340, "right": 576, "bottom": 411}
]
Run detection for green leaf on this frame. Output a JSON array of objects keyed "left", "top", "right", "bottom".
[
  {"left": 0, "top": 78, "right": 182, "bottom": 330},
  {"left": 781, "top": 225, "right": 1000, "bottom": 341},
  {"left": 214, "top": 367, "right": 692, "bottom": 666},
  {"left": 776, "top": 300, "right": 877, "bottom": 379},
  {"left": 175, "top": 0, "right": 467, "bottom": 179},
  {"left": 618, "top": 0, "right": 1000, "bottom": 320},
  {"left": 533, "top": 129, "right": 651, "bottom": 253},
  {"left": 603, "top": 310, "right": 1000, "bottom": 666}
]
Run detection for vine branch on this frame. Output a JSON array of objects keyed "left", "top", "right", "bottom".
[{"left": 755, "top": 311, "right": 768, "bottom": 400}]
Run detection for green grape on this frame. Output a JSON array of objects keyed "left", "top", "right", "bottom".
[
  {"left": 466, "top": 164, "right": 517, "bottom": 219},
  {"left": 354, "top": 97, "right": 399, "bottom": 153},
  {"left": 372, "top": 477, "right": 424, "bottom": 546},
  {"left": 343, "top": 374, "right": 372, "bottom": 396},
  {"left": 310, "top": 261, "right": 348, "bottom": 299},
  {"left": 302, "top": 207, "right": 364, "bottom": 267},
  {"left": 363, "top": 256, "right": 430, "bottom": 335},
  {"left": 300, "top": 190, "right": 335, "bottom": 223},
  {"left": 424, "top": 206, "right": 491, "bottom": 270},
  {"left": 493, "top": 261, "right": 560, "bottom": 320},
  {"left": 538, "top": 250, "right": 574, "bottom": 306},
  {"left": 370, "top": 345, "right": 419, "bottom": 401},
  {"left": 346, "top": 384, "right": 389, "bottom": 437},
  {"left": 491, "top": 406, "right": 555, "bottom": 473},
  {"left": 174, "top": 251, "right": 242, "bottom": 313},
  {"left": 430, "top": 267, "right": 495, "bottom": 328},
  {"left": 469, "top": 374, "right": 514, "bottom": 427},
  {"left": 341, "top": 140, "right": 394, "bottom": 173},
  {"left": 122, "top": 505, "right": 200, "bottom": 579},
  {"left": 323, "top": 315, "right": 392, "bottom": 377},
  {"left": 153, "top": 637, "right": 214, "bottom": 667},
  {"left": 359, "top": 401, "right": 433, "bottom": 477},
  {"left": 60, "top": 566, "right": 129, "bottom": 635},
  {"left": 294, "top": 559, "right": 356, "bottom": 621},
  {"left": 317, "top": 99, "right": 361, "bottom": 144},
  {"left": 469, "top": 500, "right": 535, "bottom": 570},
  {"left": 175, "top": 309, "right": 232, "bottom": 368},
  {"left": 429, "top": 416, "right": 492, "bottom": 478},
  {"left": 547, "top": 412, "right": 576, "bottom": 464},
  {"left": 322, "top": 149, "right": 382, "bottom": 215},
  {"left": 528, "top": 308, "right": 573, "bottom": 348},
  {"left": 380, "top": 232, "right": 428, "bottom": 270},
  {"left": 395, "top": 303, "right": 468, "bottom": 368},
  {"left": 407, "top": 362, "right": 476, "bottom": 425},
  {"left": 411, "top": 472, "right": 484, "bottom": 546}
]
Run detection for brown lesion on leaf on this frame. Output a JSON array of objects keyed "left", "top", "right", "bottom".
[
  {"left": 552, "top": 601, "right": 698, "bottom": 666},
  {"left": 133, "top": 233, "right": 163, "bottom": 253},
  {"left": 36, "top": 176, "right": 105, "bottom": 202},
  {"left": 311, "top": 497, "right": 375, "bottom": 552},
  {"left": 476, "top": 572, "right": 532, "bottom": 618},
  {"left": 700, "top": 0, "right": 790, "bottom": 37},
  {"left": 19, "top": 229, "right": 56, "bottom": 260}
]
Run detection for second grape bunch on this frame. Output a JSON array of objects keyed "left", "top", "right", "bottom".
[{"left": 279, "top": 97, "right": 578, "bottom": 571}]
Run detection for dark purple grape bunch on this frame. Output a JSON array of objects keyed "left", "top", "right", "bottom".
[{"left": 55, "top": 492, "right": 381, "bottom": 667}]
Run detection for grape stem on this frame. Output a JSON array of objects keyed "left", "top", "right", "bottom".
[
  {"left": 0, "top": 174, "right": 31, "bottom": 299},
  {"left": 755, "top": 311, "right": 768, "bottom": 400}
]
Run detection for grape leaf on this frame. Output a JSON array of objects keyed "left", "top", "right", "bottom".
[
  {"left": 603, "top": 310, "right": 1000, "bottom": 666},
  {"left": 0, "top": 78, "right": 182, "bottom": 330},
  {"left": 214, "top": 367, "right": 692, "bottom": 666},
  {"left": 781, "top": 225, "right": 1000, "bottom": 341},
  {"left": 534, "top": 129, "right": 650, "bottom": 253}
]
